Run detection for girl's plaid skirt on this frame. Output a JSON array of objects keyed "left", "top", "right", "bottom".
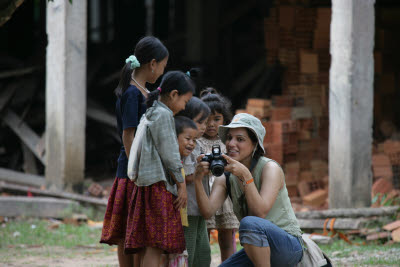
[
  {"left": 100, "top": 177, "right": 134, "bottom": 245},
  {"left": 124, "top": 181, "right": 186, "bottom": 254}
]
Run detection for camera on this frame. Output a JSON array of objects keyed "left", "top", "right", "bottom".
[{"left": 201, "top": 144, "right": 227, "bottom": 176}]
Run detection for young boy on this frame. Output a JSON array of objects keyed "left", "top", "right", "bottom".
[
  {"left": 175, "top": 116, "right": 198, "bottom": 159},
  {"left": 161, "top": 116, "right": 198, "bottom": 266}
]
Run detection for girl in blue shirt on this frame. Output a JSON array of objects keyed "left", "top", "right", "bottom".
[{"left": 100, "top": 36, "right": 168, "bottom": 267}]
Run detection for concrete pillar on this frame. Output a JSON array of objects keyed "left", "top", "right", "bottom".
[
  {"left": 45, "top": 0, "right": 87, "bottom": 192},
  {"left": 329, "top": 0, "right": 375, "bottom": 208}
]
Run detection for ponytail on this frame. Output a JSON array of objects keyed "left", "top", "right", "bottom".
[
  {"left": 146, "top": 71, "right": 195, "bottom": 108},
  {"left": 114, "top": 36, "right": 169, "bottom": 97},
  {"left": 114, "top": 63, "right": 134, "bottom": 97},
  {"left": 146, "top": 89, "right": 161, "bottom": 108}
]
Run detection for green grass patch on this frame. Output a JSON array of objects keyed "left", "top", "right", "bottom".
[
  {"left": 0, "top": 219, "right": 107, "bottom": 250},
  {"left": 319, "top": 238, "right": 400, "bottom": 257}
]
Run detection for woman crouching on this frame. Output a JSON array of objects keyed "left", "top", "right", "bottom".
[{"left": 194, "top": 113, "right": 303, "bottom": 267}]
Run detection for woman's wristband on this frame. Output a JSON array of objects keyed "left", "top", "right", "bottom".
[
  {"left": 244, "top": 178, "right": 254, "bottom": 185},
  {"left": 239, "top": 175, "right": 254, "bottom": 186}
]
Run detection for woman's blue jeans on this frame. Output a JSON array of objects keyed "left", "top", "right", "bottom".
[{"left": 219, "top": 216, "right": 303, "bottom": 267}]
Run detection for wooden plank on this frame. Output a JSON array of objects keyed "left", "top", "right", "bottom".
[
  {"left": 87, "top": 104, "right": 117, "bottom": 128},
  {"left": 0, "top": 196, "right": 80, "bottom": 218},
  {"left": 366, "top": 232, "right": 391, "bottom": 241},
  {"left": 36, "top": 131, "right": 46, "bottom": 158},
  {"left": 2, "top": 110, "right": 45, "bottom": 164},
  {"left": 0, "top": 84, "right": 17, "bottom": 112},
  {"left": 0, "top": 167, "right": 45, "bottom": 187},
  {"left": 296, "top": 206, "right": 400, "bottom": 219},
  {"left": 383, "top": 220, "right": 400, "bottom": 232},
  {"left": 0, "top": 181, "right": 107, "bottom": 206},
  {"left": 0, "top": 66, "right": 38, "bottom": 79},
  {"left": 21, "top": 142, "right": 38, "bottom": 174},
  {"left": 298, "top": 218, "right": 366, "bottom": 230}
]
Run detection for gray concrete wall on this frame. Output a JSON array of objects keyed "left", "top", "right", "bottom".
[
  {"left": 45, "top": 0, "right": 87, "bottom": 191},
  {"left": 329, "top": 0, "right": 375, "bottom": 208}
]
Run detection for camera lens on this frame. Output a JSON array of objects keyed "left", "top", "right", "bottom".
[{"left": 210, "top": 160, "right": 225, "bottom": 176}]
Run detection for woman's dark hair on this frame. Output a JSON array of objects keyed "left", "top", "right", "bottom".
[
  {"left": 175, "top": 116, "right": 198, "bottom": 136},
  {"left": 146, "top": 71, "right": 195, "bottom": 108},
  {"left": 245, "top": 128, "right": 265, "bottom": 160},
  {"left": 115, "top": 36, "right": 169, "bottom": 97},
  {"left": 200, "top": 88, "right": 232, "bottom": 124},
  {"left": 176, "top": 97, "right": 210, "bottom": 123}
]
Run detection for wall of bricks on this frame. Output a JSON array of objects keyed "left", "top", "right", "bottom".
[{"left": 237, "top": 0, "right": 400, "bottom": 209}]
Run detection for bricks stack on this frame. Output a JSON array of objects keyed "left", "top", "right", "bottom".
[
  {"left": 239, "top": 2, "right": 333, "bottom": 208},
  {"left": 372, "top": 140, "right": 400, "bottom": 192},
  {"left": 240, "top": 95, "right": 329, "bottom": 208}
]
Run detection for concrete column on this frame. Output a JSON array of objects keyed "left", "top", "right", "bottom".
[
  {"left": 46, "top": 0, "right": 87, "bottom": 192},
  {"left": 329, "top": 0, "right": 375, "bottom": 208}
]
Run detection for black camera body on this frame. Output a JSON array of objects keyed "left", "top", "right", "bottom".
[{"left": 201, "top": 144, "right": 227, "bottom": 177}]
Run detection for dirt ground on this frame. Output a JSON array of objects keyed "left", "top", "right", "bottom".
[
  {"left": 1, "top": 246, "right": 222, "bottom": 267},
  {"left": 2, "top": 245, "right": 400, "bottom": 266}
]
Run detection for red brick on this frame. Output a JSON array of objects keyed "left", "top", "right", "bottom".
[
  {"left": 286, "top": 185, "right": 299, "bottom": 198},
  {"left": 372, "top": 178, "right": 393, "bottom": 196},
  {"left": 265, "top": 143, "right": 283, "bottom": 165},
  {"left": 298, "top": 118, "right": 313, "bottom": 130},
  {"left": 279, "top": 6, "right": 295, "bottom": 29},
  {"left": 372, "top": 166, "right": 393, "bottom": 179},
  {"left": 366, "top": 232, "right": 391, "bottom": 241},
  {"left": 392, "top": 228, "right": 400, "bottom": 242},
  {"left": 285, "top": 161, "right": 300, "bottom": 174},
  {"left": 297, "top": 181, "right": 311, "bottom": 197},
  {"left": 284, "top": 144, "right": 298, "bottom": 155},
  {"left": 271, "top": 107, "right": 292, "bottom": 121},
  {"left": 247, "top": 98, "right": 272, "bottom": 108},
  {"left": 272, "top": 95, "right": 295, "bottom": 107},
  {"left": 302, "top": 189, "right": 328, "bottom": 207},
  {"left": 246, "top": 105, "right": 271, "bottom": 119},
  {"left": 372, "top": 154, "right": 391, "bottom": 167},
  {"left": 383, "top": 220, "right": 400, "bottom": 232},
  {"left": 383, "top": 140, "right": 400, "bottom": 165},
  {"left": 298, "top": 130, "right": 311, "bottom": 140},
  {"left": 300, "top": 50, "right": 319, "bottom": 74}
]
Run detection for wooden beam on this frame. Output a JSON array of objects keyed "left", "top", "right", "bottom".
[
  {"left": 298, "top": 218, "right": 367, "bottom": 230},
  {"left": 87, "top": 105, "right": 117, "bottom": 128},
  {"left": 0, "top": 0, "right": 25, "bottom": 27},
  {"left": 21, "top": 142, "right": 38, "bottom": 174},
  {"left": 296, "top": 206, "right": 400, "bottom": 219},
  {"left": 0, "top": 66, "right": 39, "bottom": 79},
  {"left": 0, "top": 84, "right": 17, "bottom": 112},
  {"left": 0, "top": 181, "right": 107, "bottom": 206},
  {"left": 0, "top": 167, "right": 45, "bottom": 187},
  {"left": 0, "top": 196, "right": 80, "bottom": 218},
  {"left": 1, "top": 110, "right": 45, "bottom": 164},
  {"left": 36, "top": 132, "right": 46, "bottom": 159}
]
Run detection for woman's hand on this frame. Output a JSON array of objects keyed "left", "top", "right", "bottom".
[
  {"left": 222, "top": 154, "right": 252, "bottom": 182},
  {"left": 194, "top": 154, "right": 210, "bottom": 181},
  {"left": 174, "top": 182, "right": 187, "bottom": 210}
]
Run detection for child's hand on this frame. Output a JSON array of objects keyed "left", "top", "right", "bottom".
[
  {"left": 185, "top": 174, "right": 195, "bottom": 184},
  {"left": 195, "top": 154, "right": 209, "bottom": 179},
  {"left": 174, "top": 182, "right": 187, "bottom": 210}
]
